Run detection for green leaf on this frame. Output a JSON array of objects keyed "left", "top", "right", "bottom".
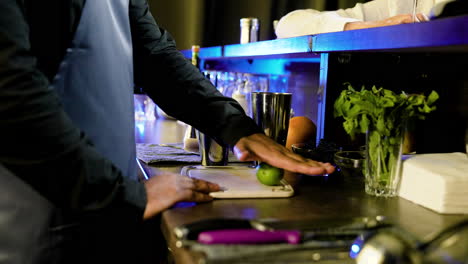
[
  {"left": 371, "top": 86, "right": 380, "bottom": 94},
  {"left": 359, "top": 114, "right": 370, "bottom": 132},
  {"left": 419, "top": 104, "right": 432, "bottom": 114},
  {"left": 376, "top": 116, "right": 385, "bottom": 133},
  {"left": 341, "top": 100, "right": 352, "bottom": 116},
  {"left": 427, "top": 91, "right": 439, "bottom": 105},
  {"left": 333, "top": 93, "right": 345, "bottom": 117},
  {"left": 380, "top": 98, "right": 395, "bottom": 108},
  {"left": 333, "top": 84, "right": 438, "bottom": 149},
  {"left": 347, "top": 105, "right": 362, "bottom": 118},
  {"left": 343, "top": 119, "right": 356, "bottom": 139}
]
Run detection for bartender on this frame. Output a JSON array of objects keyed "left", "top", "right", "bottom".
[
  {"left": 0, "top": 0, "right": 335, "bottom": 263},
  {"left": 274, "top": 0, "right": 451, "bottom": 38}
]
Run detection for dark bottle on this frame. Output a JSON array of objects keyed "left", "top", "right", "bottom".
[{"left": 183, "top": 45, "right": 202, "bottom": 151}]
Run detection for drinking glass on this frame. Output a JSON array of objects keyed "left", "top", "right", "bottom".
[{"left": 364, "top": 123, "right": 405, "bottom": 197}]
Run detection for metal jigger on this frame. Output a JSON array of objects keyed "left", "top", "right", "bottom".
[{"left": 196, "top": 130, "right": 229, "bottom": 166}]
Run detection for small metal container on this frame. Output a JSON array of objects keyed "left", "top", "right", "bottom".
[
  {"left": 240, "top": 17, "right": 260, "bottom": 44},
  {"left": 196, "top": 130, "right": 229, "bottom": 166},
  {"left": 334, "top": 150, "right": 365, "bottom": 177}
]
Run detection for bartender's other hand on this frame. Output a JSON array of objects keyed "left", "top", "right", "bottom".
[
  {"left": 344, "top": 13, "right": 429, "bottom": 31},
  {"left": 233, "top": 133, "right": 335, "bottom": 176},
  {"left": 142, "top": 171, "right": 220, "bottom": 220}
]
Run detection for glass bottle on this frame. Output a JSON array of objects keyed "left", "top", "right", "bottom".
[
  {"left": 191, "top": 45, "right": 201, "bottom": 69},
  {"left": 232, "top": 73, "right": 255, "bottom": 117}
]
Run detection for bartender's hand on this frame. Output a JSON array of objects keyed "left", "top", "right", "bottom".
[
  {"left": 233, "top": 133, "right": 335, "bottom": 176},
  {"left": 344, "top": 13, "right": 429, "bottom": 31},
  {"left": 142, "top": 171, "right": 220, "bottom": 220}
]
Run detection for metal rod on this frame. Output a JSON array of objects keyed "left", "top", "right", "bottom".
[
  {"left": 136, "top": 158, "right": 149, "bottom": 180},
  {"left": 412, "top": 0, "right": 419, "bottom": 22}
]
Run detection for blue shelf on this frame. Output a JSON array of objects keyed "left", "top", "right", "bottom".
[
  {"left": 312, "top": 15, "right": 468, "bottom": 52},
  {"left": 223, "top": 36, "right": 312, "bottom": 57},
  {"left": 181, "top": 15, "right": 468, "bottom": 59}
]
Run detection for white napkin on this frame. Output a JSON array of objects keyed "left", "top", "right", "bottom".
[
  {"left": 136, "top": 143, "right": 201, "bottom": 164},
  {"left": 136, "top": 143, "right": 239, "bottom": 164},
  {"left": 398, "top": 152, "right": 468, "bottom": 214}
]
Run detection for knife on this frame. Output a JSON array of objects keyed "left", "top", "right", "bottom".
[
  {"left": 196, "top": 216, "right": 391, "bottom": 245},
  {"left": 197, "top": 228, "right": 362, "bottom": 245},
  {"left": 174, "top": 218, "right": 264, "bottom": 240},
  {"left": 176, "top": 216, "right": 389, "bottom": 242}
]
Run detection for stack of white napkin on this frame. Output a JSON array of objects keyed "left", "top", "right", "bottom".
[{"left": 398, "top": 152, "right": 468, "bottom": 214}]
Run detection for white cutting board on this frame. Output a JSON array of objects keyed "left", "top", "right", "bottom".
[{"left": 181, "top": 165, "right": 294, "bottom": 198}]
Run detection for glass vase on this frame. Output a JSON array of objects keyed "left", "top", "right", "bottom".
[{"left": 364, "top": 123, "right": 405, "bottom": 197}]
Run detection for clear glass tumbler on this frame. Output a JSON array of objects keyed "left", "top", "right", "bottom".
[{"left": 364, "top": 123, "right": 404, "bottom": 197}]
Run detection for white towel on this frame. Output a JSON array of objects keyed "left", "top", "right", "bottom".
[{"left": 398, "top": 152, "right": 468, "bottom": 214}]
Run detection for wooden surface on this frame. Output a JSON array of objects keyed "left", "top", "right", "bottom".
[{"left": 138, "top": 119, "right": 468, "bottom": 264}]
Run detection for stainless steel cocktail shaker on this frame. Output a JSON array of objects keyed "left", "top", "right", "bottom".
[{"left": 251, "top": 92, "right": 292, "bottom": 146}]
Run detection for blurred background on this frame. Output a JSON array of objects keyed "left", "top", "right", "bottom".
[{"left": 148, "top": 0, "right": 368, "bottom": 50}]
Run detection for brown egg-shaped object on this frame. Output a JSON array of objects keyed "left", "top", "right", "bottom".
[{"left": 286, "top": 116, "right": 317, "bottom": 150}]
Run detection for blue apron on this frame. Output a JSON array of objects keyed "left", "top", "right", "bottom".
[
  {"left": 51, "top": 0, "right": 137, "bottom": 180},
  {"left": 0, "top": 164, "right": 52, "bottom": 263}
]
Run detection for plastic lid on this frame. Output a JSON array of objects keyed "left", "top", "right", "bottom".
[{"left": 192, "top": 45, "right": 200, "bottom": 52}]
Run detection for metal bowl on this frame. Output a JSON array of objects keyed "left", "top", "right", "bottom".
[
  {"left": 291, "top": 140, "right": 339, "bottom": 164},
  {"left": 334, "top": 151, "right": 365, "bottom": 177},
  {"left": 291, "top": 142, "right": 321, "bottom": 161}
]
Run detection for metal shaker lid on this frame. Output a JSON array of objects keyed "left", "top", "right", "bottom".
[
  {"left": 240, "top": 17, "right": 259, "bottom": 27},
  {"left": 191, "top": 45, "right": 200, "bottom": 52}
]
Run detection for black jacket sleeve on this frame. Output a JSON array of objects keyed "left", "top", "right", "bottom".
[
  {"left": 129, "top": 0, "right": 263, "bottom": 146},
  {"left": 0, "top": 1, "right": 146, "bottom": 216}
]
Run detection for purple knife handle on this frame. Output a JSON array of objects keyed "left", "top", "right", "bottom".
[{"left": 198, "top": 229, "right": 301, "bottom": 245}]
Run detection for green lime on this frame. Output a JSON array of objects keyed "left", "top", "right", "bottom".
[{"left": 256, "top": 163, "right": 284, "bottom": 186}]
